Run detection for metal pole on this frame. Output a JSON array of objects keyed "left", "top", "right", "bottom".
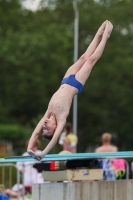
[{"left": 73, "top": 0, "right": 79, "bottom": 149}]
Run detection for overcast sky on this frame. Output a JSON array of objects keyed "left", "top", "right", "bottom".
[{"left": 21, "top": 0, "right": 43, "bottom": 11}]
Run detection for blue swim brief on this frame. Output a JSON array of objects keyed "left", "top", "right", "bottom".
[{"left": 61, "top": 74, "right": 83, "bottom": 94}]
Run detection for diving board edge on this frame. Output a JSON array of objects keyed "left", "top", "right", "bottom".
[{"left": 0, "top": 151, "right": 132, "bottom": 163}]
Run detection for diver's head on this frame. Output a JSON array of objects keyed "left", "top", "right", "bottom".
[{"left": 42, "top": 118, "right": 57, "bottom": 141}]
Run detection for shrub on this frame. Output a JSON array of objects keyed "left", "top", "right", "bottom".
[{"left": 0, "top": 124, "right": 29, "bottom": 155}]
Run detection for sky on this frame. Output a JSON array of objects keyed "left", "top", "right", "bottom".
[{"left": 21, "top": 0, "right": 46, "bottom": 11}]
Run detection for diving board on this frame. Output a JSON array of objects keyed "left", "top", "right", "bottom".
[{"left": 0, "top": 151, "right": 133, "bottom": 163}]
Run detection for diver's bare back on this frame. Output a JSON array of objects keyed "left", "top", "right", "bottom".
[{"left": 48, "top": 84, "right": 78, "bottom": 121}]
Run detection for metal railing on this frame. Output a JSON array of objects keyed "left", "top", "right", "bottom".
[{"left": 0, "top": 163, "right": 23, "bottom": 200}]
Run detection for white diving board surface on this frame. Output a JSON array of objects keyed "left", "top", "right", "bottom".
[{"left": 0, "top": 151, "right": 133, "bottom": 163}]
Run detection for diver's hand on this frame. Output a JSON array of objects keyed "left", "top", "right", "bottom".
[{"left": 28, "top": 150, "right": 44, "bottom": 161}]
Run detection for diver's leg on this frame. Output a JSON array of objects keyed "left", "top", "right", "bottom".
[
  {"left": 63, "top": 21, "right": 107, "bottom": 78},
  {"left": 75, "top": 21, "right": 113, "bottom": 85}
]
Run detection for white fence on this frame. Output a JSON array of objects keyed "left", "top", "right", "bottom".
[{"left": 0, "top": 163, "right": 22, "bottom": 200}]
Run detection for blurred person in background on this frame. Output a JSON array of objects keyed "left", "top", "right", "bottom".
[
  {"left": 58, "top": 128, "right": 66, "bottom": 148},
  {"left": 95, "top": 132, "right": 118, "bottom": 180},
  {"left": 59, "top": 122, "right": 78, "bottom": 153},
  {"left": 0, "top": 184, "right": 24, "bottom": 200},
  {"left": 112, "top": 158, "right": 126, "bottom": 180},
  {"left": 16, "top": 139, "right": 44, "bottom": 194},
  {"left": 95, "top": 132, "right": 118, "bottom": 152}
]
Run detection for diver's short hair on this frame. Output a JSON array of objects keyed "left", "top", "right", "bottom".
[
  {"left": 101, "top": 132, "right": 112, "bottom": 143},
  {"left": 42, "top": 134, "right": 53, "bottom": 141}
]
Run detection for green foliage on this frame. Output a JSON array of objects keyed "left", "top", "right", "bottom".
[
  {"left": 0, "top": 0, "right": 73, "bottom": 125},
  {"left": 0, "top": 124, "right": 27, "bottom": 140},
  {"left": 76, "top": 0, "right": 133, "bottom": 152},
  {"left": 0, "top": 124, "right": 29, "bottom": 154}
]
